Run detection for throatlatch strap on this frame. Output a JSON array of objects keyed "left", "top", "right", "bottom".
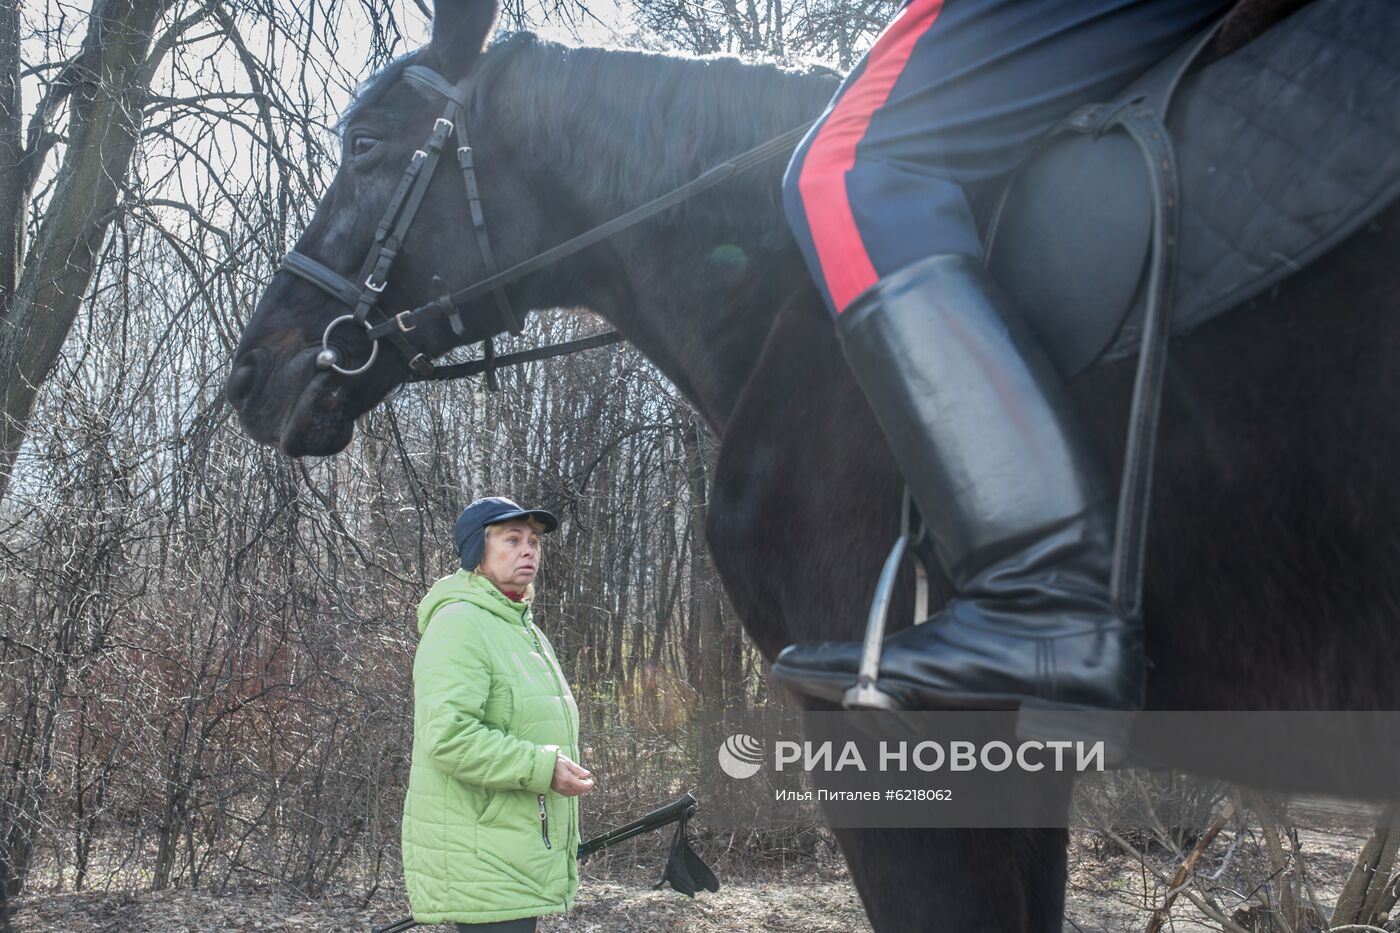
[
  {"left": 455, "top": 108, "right": 521, "bottom": 336},
  {"left": 408, "top": 64, "right": 522, "bottom": 342}
]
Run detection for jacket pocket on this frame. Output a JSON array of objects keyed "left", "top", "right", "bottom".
[
  {"left": 480, "top": 788, "right": 509, "bottom": 825},
  {"left": 480, "top": 787, "right": 540, "bottom": 835}
]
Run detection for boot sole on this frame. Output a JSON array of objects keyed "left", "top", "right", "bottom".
[{"left": 770, "top": 664, "right": 1136, "bottom": 764}]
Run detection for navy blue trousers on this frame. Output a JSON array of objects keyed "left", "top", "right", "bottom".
[{"left": 783, "top": 0, "right": 1231, "bottom": 318}]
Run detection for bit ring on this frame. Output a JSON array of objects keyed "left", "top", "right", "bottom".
[{"left": 318, "top": 315, "right": 379, "bottom": 376}]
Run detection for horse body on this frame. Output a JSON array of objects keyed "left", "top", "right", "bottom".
[
  {"left": 717, "top": 207, "right": 1400, "bottom": 716},
  {"left": 709, "top": 193, "right": 1400, "bottom": 929},
  {"left": 228, "top": 19, "right": 1400, "bottom": 932}
]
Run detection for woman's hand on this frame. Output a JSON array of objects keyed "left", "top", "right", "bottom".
[{"left": 550, "top": 753, "right": 595, "bottom": 797}]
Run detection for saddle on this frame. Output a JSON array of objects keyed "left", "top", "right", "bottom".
[{"left": 985, "top": 0, "right": 1400, "bottom": 381}]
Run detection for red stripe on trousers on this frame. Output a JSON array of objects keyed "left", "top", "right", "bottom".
[{"left": 797, "top": 0, "right": 946, "bottom": 314}]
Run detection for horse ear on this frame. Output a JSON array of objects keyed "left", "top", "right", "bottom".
[{"left": 429, "top": 0, "right": 499, "bottom": 82}]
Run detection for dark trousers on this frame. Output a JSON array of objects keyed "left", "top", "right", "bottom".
[
  {"left": 782, "top": 0, "right": 1231, "bottom": 317},
  {"left": 455, "top": 919, "right": 538, "bottom": 933}
]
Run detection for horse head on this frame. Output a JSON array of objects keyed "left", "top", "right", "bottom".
[
  {"left": 227, "top": 0, "right": 834, "bottom": 454},
  {"left": 226, "top": 0, "right": 534, "bottom": 456}
]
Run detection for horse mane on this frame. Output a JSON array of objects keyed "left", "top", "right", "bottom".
[
  {"left": 470, "top": 33, "right": 839, "bottom": 241},
  {"left": 340, "top": 33, "right": 836, "bottom": 247}
]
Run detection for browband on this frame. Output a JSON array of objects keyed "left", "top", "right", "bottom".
[{"left": 403, "top": 65, "right": 470, "bottom": 105}]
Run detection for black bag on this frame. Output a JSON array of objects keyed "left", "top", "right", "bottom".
[{"left": 653, "top": 808, "right": 720, "bottom": 897}]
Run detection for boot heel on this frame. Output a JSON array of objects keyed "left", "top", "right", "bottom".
[{"left": 1015, "top": 705, "right": 1136, "bottom": 767}]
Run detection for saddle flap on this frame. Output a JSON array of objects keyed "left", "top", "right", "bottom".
[
  {"left": 987, "top": 129, "right": 1153, "bottom": 379},
  {"left": 987, "top": 0, "right": 1400, "bottom": 377}
]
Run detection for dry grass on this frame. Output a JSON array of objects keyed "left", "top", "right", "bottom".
[
  {"left": 8, "top": 870, "right": 871, "bottom": 933},
  {"left": 10, "top": 801, "right": 1390, "bottom": 933}
]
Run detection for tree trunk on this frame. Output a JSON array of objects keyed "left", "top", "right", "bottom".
[
  {"left": 0, "top": 0, "right": 173, "bottom": 503},
  {"left": 0, "top": 1, "right": 23, "bottom": 298}
]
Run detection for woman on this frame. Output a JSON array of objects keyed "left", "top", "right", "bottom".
[{"left": 402, "top": 496, "right": 594, "bottom": 932}]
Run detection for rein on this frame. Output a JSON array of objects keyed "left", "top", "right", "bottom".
[{"left": 281, "top": 61, "right": 809, "bottom": 387}]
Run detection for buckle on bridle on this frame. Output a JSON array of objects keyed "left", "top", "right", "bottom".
[
  {"left": 434, "top": 117, "right": 453, "bottom": 133},
  {"left": 364, "top": 276, "right": 387, "bottom": 294},
  {"left": 395, "top": 311, "right": 416, "bottom": 333}
]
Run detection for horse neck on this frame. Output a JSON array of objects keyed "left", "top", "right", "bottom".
[{"left": 480, "top": 40, "right": 832, "bottom": 434}]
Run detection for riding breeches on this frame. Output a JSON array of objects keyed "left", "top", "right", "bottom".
[{"left": 782, "top": 0, "right": 1232, "bottom": 318}]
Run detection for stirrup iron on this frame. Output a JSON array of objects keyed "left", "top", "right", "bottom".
[{"left": 843, "top": 488, "right": 930, "bottom": 710}]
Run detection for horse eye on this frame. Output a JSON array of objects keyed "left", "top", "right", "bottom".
[{"left": 350, "top": 134, "right": 379, "bottom": 157}]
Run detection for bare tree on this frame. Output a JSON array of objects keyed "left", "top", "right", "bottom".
[
  {"left": 0, "top": 0, "right": 822, "bottom": 909},
  {"left": 627, "top": 0, "right": 890, "bottom": 67},
  {"left": 0, "top": 0, "right": 451, "bottom": 505},
  {"left": 1, "top": 0, "right": 192, "bottom": 502}
]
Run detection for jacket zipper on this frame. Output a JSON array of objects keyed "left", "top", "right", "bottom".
[{"left": 527, "top": 619, "right": 573, "bottom": 854}]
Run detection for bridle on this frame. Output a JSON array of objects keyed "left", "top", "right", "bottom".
[
  {"left": 279, "top": 61, "right": 810, "bottom": 387},
  {"left": 279, "top": 64, "right": 519, "bottom": 382}
]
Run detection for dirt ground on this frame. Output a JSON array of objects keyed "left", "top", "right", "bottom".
[
  {"left": 8, "top": 857, "right": 873, "bottom": 933},
  {"left": 7, "top": 801, "right": 1387, "bottom": 933}
]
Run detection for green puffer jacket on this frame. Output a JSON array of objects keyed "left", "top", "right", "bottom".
[{"left": 402, "top": 570, "right": 581, "bottom": 925}]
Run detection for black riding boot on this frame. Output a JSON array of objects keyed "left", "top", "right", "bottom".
[{"left": 771, "top": 254, "right": 1144, "bottom": 718}]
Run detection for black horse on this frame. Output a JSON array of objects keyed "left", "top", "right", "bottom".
[{"left": 226, "top": 1, "right": 1400, "bottom": 928}]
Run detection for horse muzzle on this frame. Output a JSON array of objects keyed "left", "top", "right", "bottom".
[{"left": 227, "top": 344, "right": 358, "bottom": 456}]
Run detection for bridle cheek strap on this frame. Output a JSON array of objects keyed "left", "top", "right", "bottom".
[{"left": 277, "top": 64, "right": 517, "bottom": 379}]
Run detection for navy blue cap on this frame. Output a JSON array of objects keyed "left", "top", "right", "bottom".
[{"left": 453, "top": 496, "right": 559, "bottom": 570}]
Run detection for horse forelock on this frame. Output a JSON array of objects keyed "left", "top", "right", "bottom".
[{"left": 338, "top": 53, "right": 424, "bottom": 132}]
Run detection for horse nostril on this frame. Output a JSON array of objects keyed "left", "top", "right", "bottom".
[{"left": 225, "top": 348, "right": 271, "bottom": 412}]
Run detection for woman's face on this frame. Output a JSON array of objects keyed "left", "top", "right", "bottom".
[{"left": 478, "top": 520, "right": 541, "bottom": 593}]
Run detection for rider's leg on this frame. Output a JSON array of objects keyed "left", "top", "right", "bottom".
[
  {"left": 785, "top": 0, "right": 1228, "bottom": 300},
  {"left": 775, "top": 0, "right": 1229, "bottom": 711},
  {"left": 775, "top": 252, "right": 1138, "bottom": 713}
]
